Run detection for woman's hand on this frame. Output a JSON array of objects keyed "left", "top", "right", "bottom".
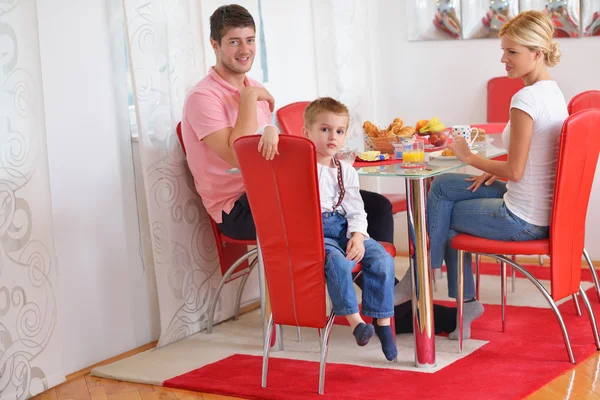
[
  {"left": 465, "top": 173, "right": 498, "bottom": 192},
  {"left": 257, "top": 126, "right": 279, "bottom": 160},
  {"left": 447, "top": 137, "right": 473, "bottom": 163},
  {"left": 346, "top": 233, "right": 365, "bottom": 262}
]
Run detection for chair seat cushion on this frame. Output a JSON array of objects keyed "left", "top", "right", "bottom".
[
  {"left": 451, "top": 233, "right": 549, "bottom": 255},
  {"left": 383, "top": 193, "right": 407, "bottom": 214},
  {"left": 221, "top": 235, "right": 256, "bottom": 245}
]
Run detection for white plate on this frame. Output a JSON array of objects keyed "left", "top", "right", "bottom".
[{"left": 430, "top": 149, "right": 478, "bottom": 161}]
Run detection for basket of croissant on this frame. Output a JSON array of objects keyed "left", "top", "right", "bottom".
[{"left": 363, "top": 118, "right": 416, "bottom": 154}]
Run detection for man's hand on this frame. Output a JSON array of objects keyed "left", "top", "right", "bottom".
[
  {"left": 257, "top": 126, "right": 279, "bottom": 160},
  {"left": 346, "top": 233, "right": 365, "bottom": 262},
  {"left": 465, "top": 173, "right": 498, "bottom": 192},
  {"left": 240, "top": 86, "right": 275, "bottom": 112}
]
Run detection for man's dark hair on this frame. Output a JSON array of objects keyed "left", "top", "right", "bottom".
[{"left": 210, "top": 4, "right": 256, "bottom": 45}]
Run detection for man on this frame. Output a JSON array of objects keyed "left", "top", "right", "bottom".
[{"left": 182, "top": 4, "right": 393, "bottom": 245}]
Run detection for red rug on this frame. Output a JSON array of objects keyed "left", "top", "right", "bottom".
[{"left": 164, "top": 263, "right": 600, "bottom": 399}]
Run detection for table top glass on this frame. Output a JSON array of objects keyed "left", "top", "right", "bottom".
[
  {"left": 227, "top": 135, "right": 507, "bottom": 180},
  {"left": 357, "top": 141, "right": 506, "bottom": 180}
]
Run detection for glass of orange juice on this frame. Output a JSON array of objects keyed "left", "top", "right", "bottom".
[{"left": 402, "top": 139, "right": 425, "bottom": 168}]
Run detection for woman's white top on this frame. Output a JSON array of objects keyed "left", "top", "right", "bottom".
[{"left": 501, "top": 80, "right": 568, "bottom": 226}]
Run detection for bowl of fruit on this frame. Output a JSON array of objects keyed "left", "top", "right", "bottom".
[{"left": 415, "top": 117, "right": 449, "bottom": 151}]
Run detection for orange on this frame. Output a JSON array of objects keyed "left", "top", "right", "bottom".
[{"left": 415, "top": 119, "right": 428, "bottom": 131}]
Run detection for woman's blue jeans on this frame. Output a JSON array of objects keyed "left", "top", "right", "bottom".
[
  {"left": 427, "top": 173, "right": 549, "bottom": 299},
  {"left": 322, "top": 212, "right": 395, "bottom": 318}
]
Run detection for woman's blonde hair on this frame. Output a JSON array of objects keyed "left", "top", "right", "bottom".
[{"left": 499, "top": 10, "right": 561, "bottom": 67}]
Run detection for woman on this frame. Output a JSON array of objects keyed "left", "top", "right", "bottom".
[{"left": 427, "top": 10, "right": 568, "bottom": 340}]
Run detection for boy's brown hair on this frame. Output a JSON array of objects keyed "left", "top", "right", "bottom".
[
  {"left": 303, "top": 97, "right": 350, "bottom": 128},
  {"left": 210, "top": 4, "right": 256, "bottom": 45}
]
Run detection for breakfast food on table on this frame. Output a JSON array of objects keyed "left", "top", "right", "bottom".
[
  {"left": 359, "top": 150, "right": 389, "bottom": 161},
  {"left": 363, "top": 121, "right": 383, "bottom": 137},
  {"left": 397, "top": 126, "right": 416, "bottom": 138},
  {"left": 471, "top": 127, "right": 486, "bottom": 143},
  {"left": 429, "top": 131, "right": 448, "bottom": 148},
  {"left": 364, "top": 117, "right": 415, "bottom": 154},
  {"left": 442, "top": 148, "right": 455, "bottom": 157},
  {"left": 416, "top": 117, "right": 446, "bottom": 135}
]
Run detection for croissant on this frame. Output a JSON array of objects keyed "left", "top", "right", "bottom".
[
  {"left": 397, "top": 126, "right": 416, "bottom": 138},
  {"left": 363, "top": 121, "right": 380, "bottom": 137}
]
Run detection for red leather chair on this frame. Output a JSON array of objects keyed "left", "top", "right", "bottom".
[
  {"left": 568, "top": 90, "right": 600, "bottom": 115},
  {"left": 451, "top": 109, "right": 600, "bottom": 363},
  {"left": 234, "top": 134, "right": 397, "bottom": 394},
  {"left": 176, "top": 122, "right": 258, "bottom": 333},
  {"left": 567, "top": 90, "right": 600, "bottom": 302},
  {"left": 487, "top": 76, "right": 525, "bottom": 123},
  {"left": 276, "top": 102, "right": 407, "bottom": 215}
]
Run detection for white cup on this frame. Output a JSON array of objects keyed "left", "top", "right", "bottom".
[{"left": 452, "top": 125, "right": 479, "bottom": 148}]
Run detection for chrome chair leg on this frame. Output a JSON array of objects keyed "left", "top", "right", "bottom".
[
  {"left": 318, "top": 313, "right": 336, "bottom": 395},
  {"left": 475, "top": 254, "right": 480, "bottom": 301},
  {"left": 261, "top": 314, "right": 274, "bottom": 388},
  {"left": 234, "top": 258, "right": 258, "bottom": 320},
  {"left": 297, "top": 327, "right": 302, "bottom": 343},
  {"left": 573, "top": 294, "right": 582, "bottom": 317},
  {"left": 579, "top": 285, "right": 600, "bottom": 350},
  {"left": 583, "top": 248, "right": 600, "bottom": 303},
  {"left": 510, "top": 256, "right": 516, "bottom": 293},
  {"left": 498, "top": 255, "right": 575, "bottom": 364},
  {"left": 501, "top": 261, "right": 507, "bottom": 332},
  {"left": 457, "top": 250, "right": 464, "bottom": 353},
  {"left": 207, "top": 248, "right": 258, "bottom": 334}
]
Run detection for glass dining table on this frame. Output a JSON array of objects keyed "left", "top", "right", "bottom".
[{"left": 355, "top": 139, "right": 507, "bottom": 368}]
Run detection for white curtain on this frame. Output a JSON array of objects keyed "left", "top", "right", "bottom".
[
  {"left": 0, "top": 1, "right": 65, "bottom": 399},
  {"left": 122, "top": 0, "right": 264, "bottom": 348},
  {"left": 311, "top": 0, "right": 375, "bottom": 152}
]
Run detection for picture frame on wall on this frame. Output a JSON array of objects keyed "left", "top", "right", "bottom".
[
  {"left": 463, "top": 0, "right": 519, "bottom": 39},
  {"left": 408, "top": 0, "right": 463, "bottom": 41},
  {"left": 520, "top": 0, "right": 581, "bottom": 37},
  {"left": 582, "top": 0, "right": 600, "bottom": 36}
]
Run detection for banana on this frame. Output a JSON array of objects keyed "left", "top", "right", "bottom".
[
  {"left": 428, "top": 123, "right": 446, "bottom": 132},
  {"left": 419, "top": 117, "right": 445, "bottom": 133}
]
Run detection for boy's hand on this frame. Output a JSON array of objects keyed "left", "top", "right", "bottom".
[
  {"left": 257, "top": 126, "right": 279, "bottom": 160},
  {"left": 346, "top": 233, "right": 365, "bottom": 262}
]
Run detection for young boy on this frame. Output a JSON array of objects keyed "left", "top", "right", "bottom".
[{"left": 301, "top": 97, "right": 397, "bottom": 361}]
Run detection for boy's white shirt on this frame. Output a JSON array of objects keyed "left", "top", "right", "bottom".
[{"left": 317, "top": 159, "right": 369, "bottom": 239}]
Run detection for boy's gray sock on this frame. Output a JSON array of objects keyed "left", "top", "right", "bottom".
[{"left": 449, "top": 300, "right": 484, "bottom": 340}]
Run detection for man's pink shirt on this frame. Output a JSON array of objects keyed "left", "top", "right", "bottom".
[{"left": 181, "top": 68, "right": 271, "bottom": 223}]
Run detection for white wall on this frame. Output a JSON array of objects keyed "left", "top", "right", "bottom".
[
  {"left": 371, "top": 0, "right": 600, "bottom": 259},
  {"left": 37, "top": 0, "right": 160, "bottom": 373}
]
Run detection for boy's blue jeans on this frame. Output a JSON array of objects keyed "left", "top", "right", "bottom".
[
  {"left": 427, "top": 173, "right": 550, "bottom": 299},
  {"left": 322, "top": 212, "right": 395, "bottom": 318}
]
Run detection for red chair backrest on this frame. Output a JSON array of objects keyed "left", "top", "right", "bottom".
[
  {"left": 550, "top": 109, "right": 600, "bottom": 300},
  {"left": 234, "top": 135, "right": 327, "bottom": 328},
  {"left": 276, "top": 102, "right": 310, "bottom": 136},
  {"left": 568, "top": 90, "right": 600, "bottom": 114},
  {"left": 487, "top": 77, "right": 525, "bottom": 123},
  {"left": 176, "top": 122, "right": 187, "bottom": 155}
]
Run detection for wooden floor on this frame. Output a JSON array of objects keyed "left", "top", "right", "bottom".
[{"left": 32, "top": 351, "right": 600, "bottom": 400}]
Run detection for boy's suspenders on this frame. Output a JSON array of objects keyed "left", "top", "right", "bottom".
[{"left": 331, "top": 157, "right": 345, "bottom": 212}]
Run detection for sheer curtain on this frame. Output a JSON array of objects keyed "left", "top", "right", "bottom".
[
  {"left": 122, "top": 0, "right": 265, "bottom": 348},
  {"left": 0, "top": 1, "right": 65, "bottom": 398}
]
